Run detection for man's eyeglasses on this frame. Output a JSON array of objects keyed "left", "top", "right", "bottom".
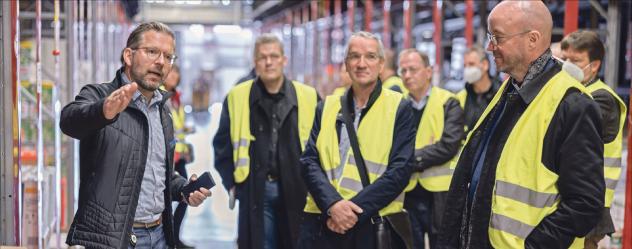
[
  {"left": 487, "top": 30, "right": 531, "bottom": 47},
  {"left": 132, "top": 47, "right": 177, "bottom": 65},
  {"left": 346, "top": 52, "right": 381, "bottom": 64}
]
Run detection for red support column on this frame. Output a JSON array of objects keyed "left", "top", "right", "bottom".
[
  {"left": 403, "top": 0, "right": 412, "bottom": 49},
  {"left": 383, "top": 0, "right": 391, "bottom": 49},
  {"left": 434, "top": 0, "right": 443, "bottom": 70},
  {"left": 364, "top": 0, "right": 373, "bottom": 31},
  {"left": 626, "top": 109, "right": 632, "bottom": 248},
  {"left": 348, "top": 0, "right": 355, "bottom": 32},
  {"left": 311, "top": 0, "right": 318, "bottom": 22},
  {"left": 465, "top": 0, "right": 474, "bottom": 47},
  {"left": 563, "top": 0, "right": 578, "bottom": 35},
  {"left": 625, "top": 37, "right": 632, "bottom": 246}
]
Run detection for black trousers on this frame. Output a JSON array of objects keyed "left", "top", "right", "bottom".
[
  {"left": 173, "top": 159, "right": 188, "bottom": 243},
  {"left": 297, "top": 213, "right": 406, "bottom": 249},
  {"left": 404, "top": 184, "right": 433, "bottom": 249}
]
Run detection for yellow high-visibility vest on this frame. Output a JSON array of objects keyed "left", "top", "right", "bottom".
[
  {"left": 383, "top": 76, "right": 408, "bottom": 96},
  {"left": 303, "top": 89, "right": 404, "bottom": 216},
  {"left": 586, "top": 79, "right": 626, "bottom": 208},
  {"left": 456, "top": 89, "right": 467, "bottom": 109},
  {"left": 227, "top": 80, "right": 318, "bottom": 184},
  {"left": 462, "top": 71, "right": 588, "bottom": 249},
  {"left": 332, "top": 87, "right": 347, "bottom": 96},
  {"left": 171, "top": 106, "right": 189, "bottom": 154},
  {"left": 404, "top": 87, "right": 458, "bottom": 192}
]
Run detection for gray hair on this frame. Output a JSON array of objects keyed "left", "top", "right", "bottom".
[
  {"left": 120, "top": 22, "right": 175, "bottom": 65},
  {"left": 254, "top": 33, "right": 284, "bottom": 58},
  {"left": 344, "top": 31, "right": 385, "bottom": 60},
  {"left": 464, "top": 45, "right": 488, "bottom": 63}
]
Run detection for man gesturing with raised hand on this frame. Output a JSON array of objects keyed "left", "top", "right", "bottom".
[
  {"left": 103, "top": 82, "right": 138, "bottom": 119},
  {"left": 61, "top": 22, "right": 210, "bottom": 249}
]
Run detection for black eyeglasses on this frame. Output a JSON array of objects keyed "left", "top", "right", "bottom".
[{"left": 132, "top": 47, "right": 178, "bottom": 65}]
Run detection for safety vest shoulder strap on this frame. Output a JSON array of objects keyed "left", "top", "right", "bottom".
[
  {"left": 291, "top": 81, "right": 318, "bottom": 151},
  {"left": 456, "top": 89, "right": 467, "bottom": 109}
]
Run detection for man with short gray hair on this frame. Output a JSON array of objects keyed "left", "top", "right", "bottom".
[{"left": 298, "top": 31, "right": 415, "bottom": 249}]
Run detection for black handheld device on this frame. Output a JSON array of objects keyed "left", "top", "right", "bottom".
[{"left": 182, "top": 172, "right": 215, "bottom": 199}]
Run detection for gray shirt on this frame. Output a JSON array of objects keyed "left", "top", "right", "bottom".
[{"left": 122, "top": 74, "right": 167, "bottom": 223}]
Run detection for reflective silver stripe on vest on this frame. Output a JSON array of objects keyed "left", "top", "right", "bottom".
[
  {"left": 495, "top": 180, "right": 559, "bottom": 208},
  {"left": 339, "top": 177, "right": 364, "bottom": 192},
  {"left": 232, "top": 138, "right": 249, "bottom": 151},
  {"left": 323, "top": 155, "right": 353, "bottom": 181},
  {"left": 605, "top": 178, "right": 619, "bottom": 190},
  {"left": 394, "top": 192, "right": 405, "bottom": 203},
  {"left": 348, "top": 157, "right": 387, "bottom": 175},
  {"left": 235, "top": 157, "right": 249, "bottom": 169},
  {"left": 490, "top": 213, "right": 534, "bottom": 239},
  {"left": 419, "top": 165, "right": 453, "bottom": 179},
  {"left": 604, "top": 157, "right": 621, "bottom": 168}
]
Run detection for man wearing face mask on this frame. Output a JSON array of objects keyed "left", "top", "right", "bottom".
[
  {"left": 561, "top": 30, "right": 626, "bottom": 249},
  {"left": 456, "top": 46, "right": 501, "bottom": 133}
]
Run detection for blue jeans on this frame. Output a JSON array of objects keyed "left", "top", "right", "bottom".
[
  {"left": 263, "top": 180, "right": 280, "bottom": 249},
  {"left": 128, "top": 224, "right": 167, "bottom": 249}
]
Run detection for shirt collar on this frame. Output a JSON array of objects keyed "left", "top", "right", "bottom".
[
  {"left": 409, "top": 87, "right": 432, "bottom": 110},
  {"left": 251, "top": 75, "right": 296, "bottom": 106}
]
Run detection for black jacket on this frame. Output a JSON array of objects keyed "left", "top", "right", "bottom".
[
  {"left": 438, "top": 60, "right": 604, "bottom": 249},
  {"left": 462, "top": 78, "right": 501, "bottom": 131},
  {"left": 298, "top": 84, "right": 416, "bottom": 249},
  {"left": 61, "top": 69, "right": 187, "bottom": 249},
  {"left": 214, "top": 77, "right": 318, "bottom": 249},
  {"left": 587, "top": 79, "right": 623, "bottom": 236},
  {"left": 411, "top": 97, "right": 465, "bottom": 171}
]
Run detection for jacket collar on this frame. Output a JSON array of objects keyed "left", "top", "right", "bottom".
[
  {"left": 343, "top": 79, "right": 383, "bottom": 113},
  {"left": 509, "top": 57, "right": 561, "bottom": 105},
  {"left": 250, "top": 75, "right": 297, "bottom": 107}
]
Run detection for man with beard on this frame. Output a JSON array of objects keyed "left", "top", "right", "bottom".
[
  {"left": 61, "top": 22, "right": 211, "bottom": 249},
  {"left": 214, "top": 34, "right": 319, "bottom": 249},
  {"left": 438, "top": 1, "right": 604, "bottom": 248}
]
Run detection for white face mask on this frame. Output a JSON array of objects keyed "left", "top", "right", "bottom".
[
  {"left": 463, "top": 66, "right": 483, "bottom": 84},
  {"left": 562, "top": 60, "right": 591, "bottom": 83}
]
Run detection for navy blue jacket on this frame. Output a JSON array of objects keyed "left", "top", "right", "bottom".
[{"left": 300, "top": 83, "right": 416, "bottom": 225}]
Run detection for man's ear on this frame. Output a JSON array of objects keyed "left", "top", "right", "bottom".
[
  {"left": 591, "top": 60, "right": 602, "bottom": 75},
  {"left": 123, "top": 48, "right": 133, "bottom": 67}
]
